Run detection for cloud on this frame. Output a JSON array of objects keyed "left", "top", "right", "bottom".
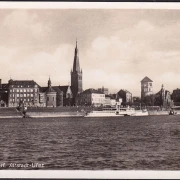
[
  {"left": 1, "top": 10, "right": 49, "bottom": 46},
  {"left": 0, "top": 43, "right": 74, "bottom": 86}
]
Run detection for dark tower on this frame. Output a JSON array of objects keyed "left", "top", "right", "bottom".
[{"left": 71, "top": 40, "right": 83, "bottom": 104}]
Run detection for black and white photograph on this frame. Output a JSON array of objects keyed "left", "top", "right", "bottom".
[{"left": 0, "top": 1, "right": 180, "bottom": 179}]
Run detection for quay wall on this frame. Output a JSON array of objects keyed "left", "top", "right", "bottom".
[
  {"left": 148, "top": 110, "right": 180, "bottom": 115},
  {"left": 26, "top": 111, "right": 85, "bottom": 118}
]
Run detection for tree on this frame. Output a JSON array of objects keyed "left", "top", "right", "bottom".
[{"left": 142, "top": 95, "right": 154, "bottom": 106}]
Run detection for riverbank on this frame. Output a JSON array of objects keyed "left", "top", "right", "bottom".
[{"left": 0, "top": 107, "right": 180, "bottom": 118}]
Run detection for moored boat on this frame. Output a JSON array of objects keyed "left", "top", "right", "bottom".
[{"left": 84, "top": 107, "right": 148, "bottom": 117}]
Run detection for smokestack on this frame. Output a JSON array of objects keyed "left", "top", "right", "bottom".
[{"left": 0, "top": 79, "right": 2, "bottom": 89}]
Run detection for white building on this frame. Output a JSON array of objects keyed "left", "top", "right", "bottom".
[{"left": 76, "top": 88, "right": 105, "bottom": 107}]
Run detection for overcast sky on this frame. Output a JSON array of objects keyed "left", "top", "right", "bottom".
[{"left": 0, "top": 8, "right": 180, "bottom": 96}]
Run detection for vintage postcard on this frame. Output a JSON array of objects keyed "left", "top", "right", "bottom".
[{"left": 0, "top": 1, "right": 180, "bottom": 179}]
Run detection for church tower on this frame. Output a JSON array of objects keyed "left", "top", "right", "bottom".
[{"left": 71, "top": 40, "right": 83, "bottom": 102}]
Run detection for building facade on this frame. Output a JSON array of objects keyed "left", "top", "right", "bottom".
[
  {"left": 76, "top": 88, "right": 105, "bottom": 107},
  {"left": 40, "top": 78, "right": 64, "bottom": 107},
  {"left": 58, "top": 85, "right": 73, "bottom": 106},
  {"left": 117, "top": 89, "right": 132, "bottom": 104},
  {"left": 141, "top": 76, "right": 153, "bottom": 100},
  {"left": 45, "top": 78, "right": 57, "bottom": 107},
  {"left": 71, "top": 41, "right": 83, "bottom": 104},
  {"left": 7, "top": 79, "right": 39, "bottom": 107},
  {"left": 172, "top": 88, "right": 180, "bottom": 105},
  {"left": 0, "top": 79, "right": 8, "bottom": 107},
  {"left": 154, "top": 84, "right": 173, "bottom": 107}
]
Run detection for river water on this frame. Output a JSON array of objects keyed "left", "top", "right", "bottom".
[{"left": 0, "top": 116, "right": 180, "bottom": 170}]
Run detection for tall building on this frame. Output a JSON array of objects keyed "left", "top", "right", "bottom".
[
  {"left": 141, "top": 76, "right": 153, "bottom": 99},
  {"left": 71, "top": 40, "right": 83, "bottom": 104},
  {"left": 7, "top": 79, "right": 40, "bottom": 107}
]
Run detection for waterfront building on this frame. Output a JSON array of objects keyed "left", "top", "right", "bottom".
[
  {"left": 51, "top": 86, "right": 63, "bottom": 107},
  {"left": 58, "top": 85, "right": 73, "bottom": 106},
  {"left": 108, "top": 93, "right": 122, "bottom": 106},
  {"left": 97, "top": 86, "right": 109, "bottom": 95},
  {"left": 154, "top": 84, "right": 173, "bottom": 107},
  {"left": 172, "top": 88, "right": 180, "bottom": 105},
  {"left": 6, "top": 79, "right": 40, "bottom": 107},
  {"left": 40, "top": 78, "right": 64, "bottom": 107},
  {"left": 76, "top": 88, "right": 105, "bottom": 107},
  {"left": 141, "top": 76, "right": 153, "bottom": 100},
  {"left": 71, "top": 40, "right": 83, "bottom": 104},
  {"left": 104, "top": 95, "right": 111, "bottom": 107},
  {"left": 110, "top": 99, "right": 117, "bottom": 107},
  {"left": 38, "top": 92, "right": 46, "bottom": 107},
  {"left": 0, "top": 79, "right": 8, "bottom": 107},
  {"left": 45, "top": 77, "right": 57, "bottom": 107},
  {"left": 117, "top": 89, "right": 132, "bottom": 104}
]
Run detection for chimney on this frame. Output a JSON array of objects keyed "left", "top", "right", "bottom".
[{"left": 0, "top": 79, "right": 2, "bottom": 89}]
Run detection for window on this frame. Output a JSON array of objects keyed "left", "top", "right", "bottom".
[
  {"left": 24, "top": 94, "right": 26, "bottom": 97},
  {"left": 17, "top": 89, "right": 19, "bottom": 92},
  {"left": 17, "top": 94, "right": 19, "bottom": 97},
  {"left": 20, "top": 89, "right": 23, "bottom": 92},
  {"left": 31, "top": 94, "right": 33, "bottom": 97},
  {"left": 24, "top": 89, "right": 26, "bottom": 92}
]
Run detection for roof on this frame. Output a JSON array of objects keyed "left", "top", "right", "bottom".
[
  {"left": 82, "top": 88, "right": 104, "bottom": 94},
  {"left": 52, "top": 86, "right": 63, "bottom": 94},
  {"left": 57, "top": 86, "right": 69, "bottom": 94},
  {"left": 141, "top": 76, "right": 153, "bottom": 82},
  {"left": 9, "top": 80, "right": 38, "bottom": 85},
  {"left": 40, "top": 85, "right": 69, "bottom": 94},
  {"left": 45, "top": 86, "right": 56, "bottom": 93},
  {"left": 118, "top": 89, "right": 132, "bottom": 94}
]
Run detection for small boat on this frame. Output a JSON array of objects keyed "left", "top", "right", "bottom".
[
  {"left": 169, "top": 109, "right": 177, "bottom": 115},
  {"left": 84, "top": 107, "right": 148, "bottom": 117}
]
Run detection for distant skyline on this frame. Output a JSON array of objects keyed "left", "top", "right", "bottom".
[{"left": 0, "top": 8, "right": 180, "bottom": 96}]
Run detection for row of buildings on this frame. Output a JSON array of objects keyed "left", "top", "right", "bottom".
[
  {"left": 1, "top": 41, "right": 180, "bottom": 108},
  {"left": 140, "top": 76, "right": 180, "bottom": 107}
]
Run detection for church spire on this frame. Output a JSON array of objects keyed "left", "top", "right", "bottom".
[
  {"left": 73, "top": 40, "right": 80, "bottom": 72},
  {"left": 48, "top": 76, "right": 51, "bottom": 88}
]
